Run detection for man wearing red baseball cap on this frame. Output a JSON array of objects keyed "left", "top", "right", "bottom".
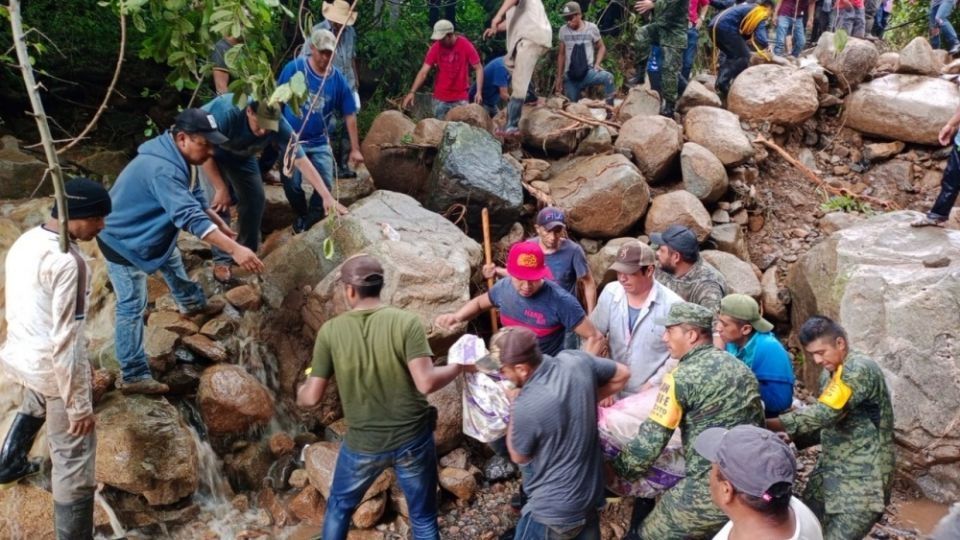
[{"left": 437, "top": 242, "right": 603, "bottom": 355}]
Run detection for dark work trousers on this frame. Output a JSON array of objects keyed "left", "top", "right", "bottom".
[
  {"left": 712, "top": 26, "right": 751, "bottom": 95},
  {"left": 429, "top": 0, "right": 456, "bottom": 26},
  {"left": 929, "top": 145, "right": 960, "bottom": 220}
]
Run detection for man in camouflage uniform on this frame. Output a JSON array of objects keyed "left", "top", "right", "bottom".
[
  {"left": 631, "top": 0, "right": 689, "bottom": 117},
  {"left": 613, "top": 302, "right": 764, "bottom": 539},
  {"left": 767, "top": 316, "right": 894, "bottom": 540},
  {"left": 652, "top": 225, "right": 727, "bottom": 312}
]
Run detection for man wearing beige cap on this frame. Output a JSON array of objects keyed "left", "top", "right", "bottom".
[
  {"left": 714, "top": 294, "right": 795, "bottom": 417},
  {"left": 402, "top": 19, "right": 483, "bottom": 119},
  {"left": 590, "top": 240, "right": 682, "bottom": 396},
  {"left": 297, "top": 254, "right": 464, "bottom": 540}
]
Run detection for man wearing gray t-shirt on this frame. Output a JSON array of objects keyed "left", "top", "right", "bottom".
[
  {"left": 479, "top": 327, "right": 630, "bottom": 539},
  {"left": 555, "top": 2, "right": 615, "bottom": 106}
]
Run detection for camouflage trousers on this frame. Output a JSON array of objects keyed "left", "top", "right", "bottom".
[
  {"left": 640, "top": 475, "right": 727, "bottom": 539},
  {"left": 635, "top": 24, "right": 687, "bottom": 105},
  {"left": 803, "top": 469, "right": 883, "bottom": 540}
]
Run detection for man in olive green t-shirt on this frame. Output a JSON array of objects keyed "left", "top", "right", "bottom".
[{"left": 297, "top": 254, "right": 463, "bottom": 540}]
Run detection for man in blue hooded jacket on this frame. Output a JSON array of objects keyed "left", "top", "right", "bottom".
[{"left": 97, "top": 109, "right": 265, "bottom": 395}]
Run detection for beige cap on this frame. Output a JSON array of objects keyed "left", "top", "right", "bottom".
[
  {"left": 311, "top": 28, "right": 337, "bottom": 53},
  {"left": 431, "top": 19, "right": 455, "bottom": 40}
]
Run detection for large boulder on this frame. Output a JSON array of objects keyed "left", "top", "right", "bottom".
[
  {"left": 677, "top": 80, "right": 722, "bottom": 113},
  {"left": 445, "top": 103, "right": 494, "bottom": 132},
  {"left": 520, "top": 106, "right": 589, "bottom": 155},
  {"left": 701, "top": 250, "right": 761, "bottom": 298},
  {"left": 709, "top": 223, "right": 749, "bottom": 262},
  {"left": 197, "top": 364, "right": 275, "bottom": 435},
  {"left": 615, "top": 115, "right": 683, "bottom": 183},
  {"left": 427, "top": 377, "right": 463, "bottom": 454},
  {"left": 360, "top": 111, "right": 432, "bottom": 197},
  {"left": 898, "top": 36, "right": 941, "bottom": 76},
  {"left": 425, "top": 122, "right": 522, "bottom": 237},
  {"left": 684, "top": 107, "right": 755, "bottom": 166},
  {"left": 644, "top": 191, "right": 712, "bottom": 242},
  {"left": 304, "top": 441, "right": 394, "bottom": 501},
  {"left": 0, "top": 136, "right": 50, "bottom": 199},
  {"left": 727, "top": 65, "right": 819, "bottom": 125},
  {"left": 813, "top": 32, "right": 879, "bottom": 89},
  {"left": 681, "top": 142, "right": 729, "bottom": 203},
  {"left": 412, "top": 118, "right": 447, "bottom": 147},
  {"left": 786, "top": 211, "right": 960, "bottom": 503},
  {"left": 844, "top": 74, "right": 960, "bottom": 146},
  {"left": 95, "top": 394, "right": 198, "bottom": 505},
  {"left": 616, "top": 86, "right": 661, "bottom": 122},
  {"left": 302, "top": 191, "right": 482, "bottom": 348},
  {"left": 547, "top": 154, "right": 651, "bottom": 238}
]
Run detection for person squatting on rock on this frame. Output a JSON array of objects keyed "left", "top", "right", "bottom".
[
  {"left": 469, "top": 55, "right": 538, "bottom": 118},
  {"left": 476, "top": 327, "right": 630, "bottom": 540},
  {"left": 402, "top": 19, "right": 484, "bottom": 119},
  {"left": 297, "top": 254, "right": 464, "bottom": 540},
  {"left": 555, "top": 2, "right": 616, "bottom": 106},
  {"left": 437, "top": 241, "right": 604, "bottom": 356},
  {"left": 694, "top": 424, "right": 824, "bottom": 540},
  {"left": 484, "top": 0, "right": 553, "bottom": 137},
  {"left": 0, "top": 178, "right": 112, "bottom": 539},
  {"left": 198, "top": 94, "right": 347, "bottom": 282},
  {"left": 913, "top": 98, "right": 960, "bottom": 227},
  {"left": 651, "top": 224, "right": 727, "bottom": 312},
  {"left": 713, "top": 294, "right": 795, "bottom": 417},
  {"left": 708, "top": 0, "right": 773, "bottom": 98},
  {"left": 630, "top": 0, "right": 690, "bottom": 117},
  {"left": 278, "top": 28, "right": 363, "bottom": 234},
  {"left": 613, "top": 302, "right": 764, "bottom": 539},
  {"left": 97, "top": 109, "right": 265, "bottom": 396},
  {"left": 766, "top": 316, "right": 894, "bottom": 540}
]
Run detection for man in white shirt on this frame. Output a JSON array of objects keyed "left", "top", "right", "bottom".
[{"left": 695, "top": 424, "right": 824, "bottom": 540}]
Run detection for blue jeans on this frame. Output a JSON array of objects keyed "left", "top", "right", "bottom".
[
  {"left": 434, "top": 99, "right": 467, "bottom": 120},
  {"left": 281, "top": 143, "right": 334, "bottom": 229},
  {"left": 930, "top": 0, "right": 959, "bottom": 50},
  {"left": 563, "top": 68, "right": 616, "bottom": 103},
  {"left": 775, "top": 15, "right": 806, "bottom": 57},
  {"left": 322, "top": 426, "right": 440, "bottom": 540},
  {"left": 514, "top": 511, "right": 601, "bottom": 540},
  {"left": 106, "top": 249, "right": 206, "bottom": 382}
]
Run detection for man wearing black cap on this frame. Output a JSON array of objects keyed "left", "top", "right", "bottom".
[
  {"left": 0, "top": 178, "right": 112, "bottom": 539},
  {"left": 694, "top": 425, "right": 823, "bottom": 539},
  {"left": 297, "top": 254, "right": 464, "bottom": 540},
  {"left": 478, "top": 327, "right": 629, "bottom": 540},
  {"left": 98, "top": 108, "right": 265, "bottom": 395},
  {"left": 651, "top": 224, "right": 727, "bottom": 312}
]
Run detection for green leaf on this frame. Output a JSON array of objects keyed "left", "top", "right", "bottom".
[
  {"left": 132, "top": 12, "right": 146, "bottom": 32},
  {"left": 270, "top": 84, "right": 292, "bottom": 104},
  {"left": 322, "top": 238, "right": 335, "bottom": 260},
  {"left": 289, "top": 72, "right": 307, "bottom": 98},
  {"left": 833, "top": 29, "right": 848, "bottom": 56}
]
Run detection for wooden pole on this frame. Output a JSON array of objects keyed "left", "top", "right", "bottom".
[
  {"left": 481, "top": 208, "right": 499, "bottom": 332},
  {"left": 10, "top": 0, "right": 69, "bottom": 253}
]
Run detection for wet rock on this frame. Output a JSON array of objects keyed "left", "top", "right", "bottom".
[
  {"left": 616, "top": 86, "right": 661, "bottom": 122},
  {"left": 258, "top": 487, "right": 294, "bottom": 527},
  {"left": 95, "top": 393, "right": 198, "bottom": 505},
  {"left": 760, "top": 267, "right": 788, "bottom": 322},
  {"left": 681, "top": 142, "right": 729, "bottom": 203},
  {"left": 145, "top": 326, "right": 179, "bottom": 373},
  {"left": 701, "top": 250, "right": 761, "bottom": 298},
  {"left": 727, "top": 65, "right": 819, "bottom": 125},
  {"left": 576, "top": 126, "right": 614, "bottom": 155},
  {"left": 412, "top": 118, "right": 447, "bottom": 147},
  {"left": 520, "top": 106, "right": 589, "bottom": 155},
  {"left": 547, "top": 154, "right": 650, "bottom": 238},
  {"left": 160, "top": 364, "right": 202, "bottom": 395},
  {"left": 483, "top": 454, "right": 518, "bottom": 481},
  {"left": 304, "top": 442, "right": 395, "bottom": 500},
  {"left": 677, "top": 80, "right": 722, "bottom": 113},
  {"left": 147, "top": 311, "right": 199, "bottom": 336},
  {"left": 0, "top": 483, "right": 111, "bottom": 538},
  {"left": 0, "top": 136, "right": 50, "bottom": 198},
  {"left": 615, "top": 115, "right": 682, "bottom": 183},
  {"left": 200, "top": 314, "right": 238, "bottom": 340},
  {"left": 226, "top": 441, "right": 274, "bottom": 491},
  {"left": 819, "top": 211, "right": 865, "bottom": 234},
  {"left": 270, "top": 432, "right": 296, "bottom": 457},
  {"left": 440, "top": 467, "right": 478, "bottom": 501},
  {"left": 197, "top": 364, "right": 274, "bottom": 435},
  {"left": 225, "top": 284, "right": 262, "bottom": 311},
  {"left": 787, "top": 211, "right": 960, "bottom": 503},
  {"left": 289, "top": 485, "right": 326, "bottom": 526},
  {"left": 898, "top": 37, "right": 941, "bottom": 76},
  {"left": 78, "top": 149, "right": 129, "bottom": 178},
  {"left": 426, "top": 122, "right": 522, "bottom": 237},
  {"left": 709, "top": 223, "right": 749, "bottom": 261},
  {"left": 844, "top": 75, "right": 960, "bottom": 145},
  {"left": 444, "top": 103, "right": 494, "bottom": 132},
  {"left": 864, "top": 141, "right": 905, "bottom": 162},
  {"left": 644, "top": 191, "right": 712, "bottom": 242},
  {"left": 440, "top": 447, "right": 470, "bottom": 469},
  {"left": 684, "top": 107, "right": 755, "bottom": 166},
  {"left": 182, "top": 334, "right": 228, "bottom": 363},
  {"left": 428, "top": 377, "right": 463, "bottom": 454},
  {"left": 361, "top": 111, "right": 432, "bottom": 198},
  {"left": 813, "top": 32, "right": 879, "bottom": 89},
  {"left": 289, "top": 469, "right": 310, "bottom": 489},
  {"left": 353, "top": 492, "right": 387, "bottom": 529}
]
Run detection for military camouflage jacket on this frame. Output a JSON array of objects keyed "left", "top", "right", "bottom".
[
  {"left": 649, "top": 0, "right": 689, "bottom": 40},
  {"left": 655, "top": 259, "right": 727, "bottom": 312},
  {"left": 613, "top": 344, "right": 764, "bottom": 481},
  {"left": 779, "top": 351, "right": 895, "bottom": 514}
]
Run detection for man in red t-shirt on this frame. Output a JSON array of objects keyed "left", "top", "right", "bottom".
[{"left": 402, "top": 19, "right": 484, "bottom": 119}]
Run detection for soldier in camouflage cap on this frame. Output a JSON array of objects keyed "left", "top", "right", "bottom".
[
  {"left": 614, "top": 302, "right": 764, "bottom": 539},
  {"left": 767, "top": 316, "right": 894, "bottom": 540},
  {"left": 652, "top": 225, "right": 727, "bottom": 312}
]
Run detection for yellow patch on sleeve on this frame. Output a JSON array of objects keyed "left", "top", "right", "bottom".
[
  {"left": 648, "top": 372, "right": 683, "bottom": 429},
  {"left": 818, "top": 365, "right": 853, "bottom": 410}
]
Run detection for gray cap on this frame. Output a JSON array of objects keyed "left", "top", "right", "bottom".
[
  {"left": 650, "top": 225, "right": 700, "bottom": 261},
  {"left": 694, "top": 425, "right": 796, "bottom": 499}
]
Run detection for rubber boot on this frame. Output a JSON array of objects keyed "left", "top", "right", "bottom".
[
  {"left": 505, "top": 98, "right": 524, "bottom": 131},
  {"left": 0, "top": 413, "right": 44, "bottom": 486},
  {"left": 55, "top": 495, "right": 95, "bottom": 540},
  {"left": 624, "top": 497, "right": 657, "bottom": 540},
  {"left": 659, "top": 100, "right": 675, "bottom": 119}
]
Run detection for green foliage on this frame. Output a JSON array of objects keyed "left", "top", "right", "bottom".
[
  {"left": 833, "top": 28, "right": 848, "bottom": 55},
  {"left": 884, "top": 0, "right": 960, "bottom": 48},
  {"left": 820, "top": 194, "right": 874, "bottom": 215}
]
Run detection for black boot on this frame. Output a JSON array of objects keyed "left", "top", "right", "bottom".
[
  {"left": 624, "top": 497, "right": 656, "bottom": 539},
  {"left": 0, "top": 413, "right": 44, "bottom": 486},
  {"left": 55, "top": 495, "right": 95, "bottom": 540},
  {"left": 659, "top": 100, "right": 675, "bottom": 119}
]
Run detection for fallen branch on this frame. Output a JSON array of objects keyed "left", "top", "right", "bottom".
[
  {"left": 521, "top": 181, "right": 554, "bottom": 206},
  {"left": 754, "top": 135, "right": 900, "bottom": 210},
  {"left": 555, "top": 109, "right": 621, "bottom": 130}
]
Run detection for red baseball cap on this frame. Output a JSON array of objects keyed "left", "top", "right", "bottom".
[{"left": 505, "top": 242, "right": 553, "bottom": 281}]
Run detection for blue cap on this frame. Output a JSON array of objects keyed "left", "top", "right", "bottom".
[
  {"left": 536, "top": 206, "right": 566, "bottom": 230},
  {"left": 650, "top": 225, "right": 699, "bottom": 261}
]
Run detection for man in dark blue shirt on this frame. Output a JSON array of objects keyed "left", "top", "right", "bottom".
[{"left": 468, "top": 56, "right": 538, "bottom": 118}]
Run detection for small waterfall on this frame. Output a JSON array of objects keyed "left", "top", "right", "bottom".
[{"left": 188, "top": 424, "right": 233, "bottom": 507}]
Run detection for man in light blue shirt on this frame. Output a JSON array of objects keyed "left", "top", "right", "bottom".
[{"left": 591, "top": 240, "right": 683, "bottom": 396}]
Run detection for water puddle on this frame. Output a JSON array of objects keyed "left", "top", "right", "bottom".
[{"left": 896, "top": 497, "right": 950, "bottom": 534}]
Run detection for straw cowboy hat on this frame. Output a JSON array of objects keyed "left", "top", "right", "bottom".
[{"left": 323, "top": 0, "right": 358, "bottom": 26}]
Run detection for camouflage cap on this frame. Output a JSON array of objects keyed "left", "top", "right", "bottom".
[{"left": 654, "top": 301, "right": 715, "bottom": 329}]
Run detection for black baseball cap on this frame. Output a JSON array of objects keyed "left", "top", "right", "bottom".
[
  {"left": 174, "top": 108, "right": 229, "bottom": 145},
  {"left": 650, "top": 225, "right": 700, "bottom": 261}
]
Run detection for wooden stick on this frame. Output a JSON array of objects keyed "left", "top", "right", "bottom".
[
  {"left": 555, "top": 109, "right": 622, "bottom": 130},
  {"left": 481, "top": 208, "right": 499, "bottom": 332}
]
